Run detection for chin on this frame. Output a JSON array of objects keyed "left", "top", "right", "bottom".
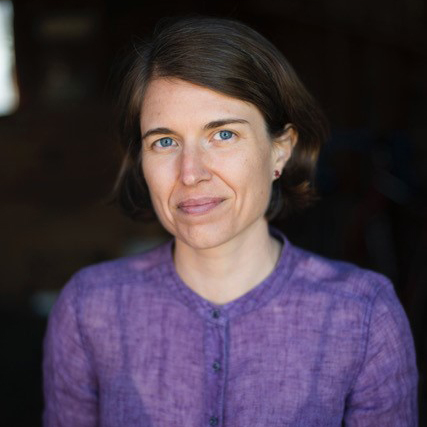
[{"left": 174, "top": 223, "right": 236, "bottom": 251}]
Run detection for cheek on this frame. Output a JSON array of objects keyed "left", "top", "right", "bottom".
[
  {"left": 245, "top": 148, "right": 275, "bottom": 202},
  {"left": 242, "top": 146, "right": 273, "bottom": 180},
  {"left": 142, "top": 160, "right": 173, "bottom": 208},
  {"left": 221, "top": 149, "right": 272, "bottom": 201}
]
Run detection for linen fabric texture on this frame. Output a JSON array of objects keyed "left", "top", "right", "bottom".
[{"left": 43, "top": 231, "right": 418, "bottom": 426}]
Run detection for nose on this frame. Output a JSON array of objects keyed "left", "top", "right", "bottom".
[{"left": 179, "top": 145, "right": 211, "bottom": 186}]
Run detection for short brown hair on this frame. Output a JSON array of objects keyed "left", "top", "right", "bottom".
[{"left": 113, "top": 16, "right": 328, "bottom": 220}]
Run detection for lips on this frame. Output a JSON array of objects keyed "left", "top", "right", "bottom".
[{"left": 177, "top": 197, "right": 225, "bottom": 215}]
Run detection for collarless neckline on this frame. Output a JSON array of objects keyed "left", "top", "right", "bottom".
[{"left": 164, "top": 227, "right": 294, "bottom": 323}]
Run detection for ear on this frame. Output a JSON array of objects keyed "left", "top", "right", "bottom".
[{"left": 271, "top": 123, "right": 298, "bottom": 174}]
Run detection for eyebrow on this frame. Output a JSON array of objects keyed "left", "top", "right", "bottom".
[
  {"left": 141, "top": 127, "right": 175, "bottom": 141},
  {"left": 203, "top": 118, "right": 249, "bottom": 130},
  {"left": 141, "top": 118, "right": 249, "bottom": 141}
]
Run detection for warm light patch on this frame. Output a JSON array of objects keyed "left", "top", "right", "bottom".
[{"left": 0, "top": 0, "right": 19, "bottom": 116}]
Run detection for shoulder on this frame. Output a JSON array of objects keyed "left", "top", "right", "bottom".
[
  {"left": 283, "top": 241, "right": 415, "bottom": 349},
  {"left": 283, "top": 242, "right": 417, "bottom": 382},
  {"left": 47, "top": 241, "right": 176, "bottom": 344},
  {"left": 74, "top": 241, "right": 172, "bottom": 287},
  {"left": 285, "top": 241, "right": 394, "bottom": 305},
  {"left": 54, "top": 241, "right": 174, "bottom": 311}
]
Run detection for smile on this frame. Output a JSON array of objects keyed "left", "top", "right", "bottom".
[{"left": 177, "top": 197, "right": 225, "bottom": 215}]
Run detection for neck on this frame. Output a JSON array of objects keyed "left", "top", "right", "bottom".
[{"left": 174, "top": 221, "right": 282, "bottom": 305}]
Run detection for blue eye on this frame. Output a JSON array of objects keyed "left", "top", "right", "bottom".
[
  {"left": 156, "top": 137, "right": 174, "bottom": 148},
  {"left": 215, "top": 130, "right": 234, "bottom": 141}
]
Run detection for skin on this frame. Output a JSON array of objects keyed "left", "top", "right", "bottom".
[{"left": 140, "top": 78, "right": 297, "bottom": 304}]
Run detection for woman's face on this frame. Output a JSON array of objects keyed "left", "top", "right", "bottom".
[{"left": 140, "top": 78, "right": 294, "bottom": 250}]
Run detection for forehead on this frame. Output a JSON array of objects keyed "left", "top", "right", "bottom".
[{"left": 140, "top": 78, "right": 265, "bottom": 130}]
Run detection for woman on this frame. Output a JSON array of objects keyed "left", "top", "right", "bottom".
[{"left": 43, "top": 16, "right": 418, "bottom": 426}]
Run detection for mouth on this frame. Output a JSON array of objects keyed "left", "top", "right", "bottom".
[{"left": 177, "top": 197, "right": 225, "bottom": 215}]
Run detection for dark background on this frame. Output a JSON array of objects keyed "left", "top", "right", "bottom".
[{"left": 1, "top": 0, "right": 426, "bottom": 424}]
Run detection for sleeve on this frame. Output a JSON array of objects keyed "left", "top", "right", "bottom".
[
  {"left": 344, "top": 277, "right": 418, "bottom": 426},
  {"left": 43, "top": 275, "right": 98, "bottom": 427}
]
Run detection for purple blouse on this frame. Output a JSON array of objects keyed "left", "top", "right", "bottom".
[{"left": 43, "top": 231, "right": 418, "bottom": 426}]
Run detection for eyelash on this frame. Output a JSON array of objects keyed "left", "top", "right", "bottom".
[
  {"left": 213, "top": 130, "right": 235, "bottom": 141},
  {"left": 151, "top": 130, "right": 236, "bottom": 149},
  {"left": 153, "top": 137, "right": 176, "bottom": 148}
]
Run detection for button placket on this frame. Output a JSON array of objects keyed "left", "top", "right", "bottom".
[
  {"left": 204, "top": 309, "right": 228, "bottom": 426},
  {"left": 209, "top": 416, "right": 219, "bottom": 425},
  {"left": 212, "top": 309, "right": 220, "bottom": 319}
]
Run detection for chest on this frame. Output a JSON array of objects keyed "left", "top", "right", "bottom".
[{"left": 88, "top": 297, "right": 364, "bottom": 426}]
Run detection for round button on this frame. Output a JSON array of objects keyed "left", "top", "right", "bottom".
[
  {"left": 209, "top": 416, "right": 219, "bottom": 426},
  {"left": 212, "top": 309, "right": 220, "bottom": 319},
  {"left": 212, "top": 361, "right": 221, "bottom": 372}
]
